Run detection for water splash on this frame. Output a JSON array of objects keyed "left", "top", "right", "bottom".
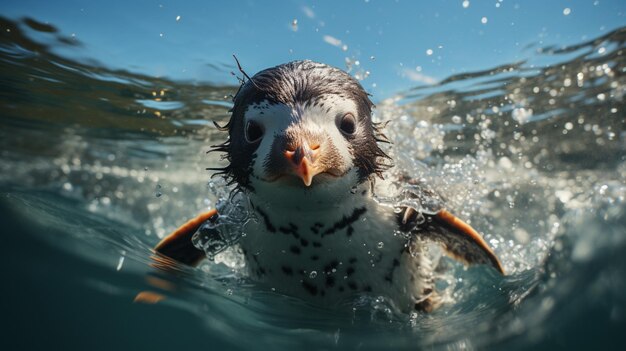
[
  {"left": 191, "top": 183, "right": 255, "bottom": 261},
  {"left": 373, "top": 180, "right": 445, "bottom": 217}
]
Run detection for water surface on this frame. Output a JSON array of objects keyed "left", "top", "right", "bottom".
[{"left": 1, "top": 5, "right": 625, "bottom": 350}]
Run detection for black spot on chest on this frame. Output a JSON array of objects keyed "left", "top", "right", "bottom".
[
  {"left": 254, "top": 207, "right": 276, "bottom": 233},
  {"left": 310, "top": 222, "right": 324, "bottom": 234},
  {"left": 289, "top": 245, "right": 301, "bottom": 255},
  {"left": 321, "top": 207, "right": 367, "bottom": 237},
  {"left": 323, "top": 260, "right": 339, "bottom": 274},
  {"left": 325, "top": 275, "right": 335, "bottom": 287},
  {"left": 301, "top": 281, "right": 318, "bottom": 296},
  {"left": 384, "top": 258, "right": 401, "bottom": 284},
  {"left": 279, "top": 222, "right": 300, "bottom": 239}
]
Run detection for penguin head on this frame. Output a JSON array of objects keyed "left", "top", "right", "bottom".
[{"left": 212, "top": 60, "right": 390, "bottom": 207}]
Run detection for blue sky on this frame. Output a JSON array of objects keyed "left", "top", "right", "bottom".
[{"left": 2, "top": 0, "right": 625, "bottom": 99}]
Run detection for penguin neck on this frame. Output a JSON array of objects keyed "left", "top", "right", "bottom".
[{"left": 246, "top": 179, "right": 372, "bottom": 218}]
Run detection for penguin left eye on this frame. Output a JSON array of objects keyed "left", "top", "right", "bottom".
[
  {"left": 338, "top": 113, "right": 357, "bottom": 136},
  {"left": 245, "top": 120, "right": 264, "bottom": 143}
]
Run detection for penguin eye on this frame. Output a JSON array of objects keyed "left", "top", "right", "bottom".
[
  {"left": 338, "top": 113, "right": 357, "bottom": 135},
  {"left": 245, "top": 120, "right": 264, "bottom": 143}
]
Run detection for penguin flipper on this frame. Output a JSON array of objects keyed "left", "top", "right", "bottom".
[
  {"left": 135, "top": 212, "right": 216, "bottom": 304},
  {"left": 153, "top": 209, "right": 218, "bottom": 266},
  {"left": 403, "top": 208, "right": 505, "bottom": 274}
]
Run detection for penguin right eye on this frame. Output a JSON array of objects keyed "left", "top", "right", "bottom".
[
  {"left": 338, "top": 113, "right": 357, "bottom": 136},
  {"left": 245, "top": 120, "right": 264, "bottom": 143}
]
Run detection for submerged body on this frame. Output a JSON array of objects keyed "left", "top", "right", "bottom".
[{"left": 155, "top": 60, "right": 503, "bottom": 312}]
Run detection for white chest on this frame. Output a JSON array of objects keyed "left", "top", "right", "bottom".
[{"left": 237, "top": 187, "right": 434, "bottom": 311}]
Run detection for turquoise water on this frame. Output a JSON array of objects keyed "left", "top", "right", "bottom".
[{"left": 1, "top": 2, "right": 626, "bottom": 350}]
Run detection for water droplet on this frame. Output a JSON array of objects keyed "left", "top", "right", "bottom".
[
  {"left": 599, "top": 184, "right": 608, "bottom": 195},
  {"left": 426, "top": 49, "right": 433, "bottom": 56},
  {"left": 563, "top": 8, "right": 571, "bottom": 16},
  {"left": 462, "top": 0, "right": 470, "bottom": 9},
  {"left": 291, "top": 19, "right": 298, "bottom": 31},
  {"left": 377, "top": 242, "right": 384, "bottom": 249},
  {"left": 226, "top": 288, "right": 233, "bottom": 296},
  {"left": 309, "top": 271, "right": 318, "bottom": 279},
  {"left": 481, "top": 17, "right": 488, "bottom": 24},
  {"left": 451, "top": 115, "right": 462, "bottom": 124},
  {"left": 175, "top": 15, "right": 181, "bottom": 21}
]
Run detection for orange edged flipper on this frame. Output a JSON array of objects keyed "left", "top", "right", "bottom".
[
  {"left": 424, "top": 209, "right": 505, "bottom": 274},
  {"left": 154, "top": 209, "right": 218, "bottom": 266},
  {"left": 133, "top": 277, "right": 175, "bottom": 304},
  {"left": 135, "top": 210, "right": 217, "bottom": 304},
  {"left": 134, "top": 291, "right": 166, "bottom": 304}
]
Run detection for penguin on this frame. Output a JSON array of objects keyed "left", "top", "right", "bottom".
[{"left": 154, "top": 60, "right": 504, "bottom": 312}]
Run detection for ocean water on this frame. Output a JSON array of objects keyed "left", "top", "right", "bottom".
[{"left": 1, "top": 4, "right": 626, "bottom": 351}]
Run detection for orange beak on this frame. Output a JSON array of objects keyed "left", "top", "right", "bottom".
[{"left": 284, "top": 143, "right": 321, "bottom": 186}]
